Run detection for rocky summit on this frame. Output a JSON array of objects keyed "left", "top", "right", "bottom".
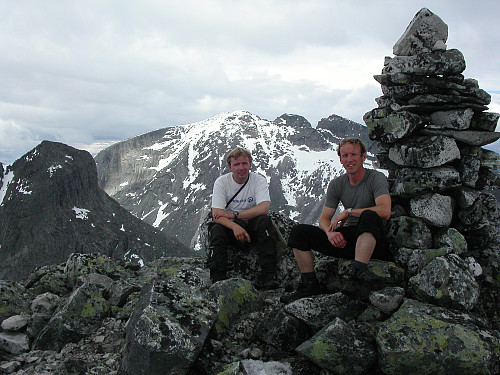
[
  {"left": 0, "top": 7, "right": 499, "bottom": 375},
  {"left": 0, "top": 141, "right": 193, "bottom": 281}
]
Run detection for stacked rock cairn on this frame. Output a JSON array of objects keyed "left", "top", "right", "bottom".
[{"left": 364, "top": 8, "right": 500, "bottom": 322}]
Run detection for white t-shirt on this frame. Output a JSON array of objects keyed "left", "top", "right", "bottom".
[{"left": 211, "top": 171, "right": 270, "bottom": 212}]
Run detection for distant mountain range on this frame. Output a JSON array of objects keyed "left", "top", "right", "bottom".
[{"left": 95, "top": 110, "right": 378, "bottom": 249}]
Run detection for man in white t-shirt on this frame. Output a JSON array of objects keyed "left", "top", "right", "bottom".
[{"left": 208, "top": 147, "right": 278, "bottom": 289}]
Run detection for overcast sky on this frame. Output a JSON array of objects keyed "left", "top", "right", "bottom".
[{"left": 1, "top": 0, "right": 499, "bottom": 164}]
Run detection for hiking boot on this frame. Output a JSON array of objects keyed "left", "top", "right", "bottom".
[
  {"left": 210, "top": 271, "right": 227, "bottom": 284},
  {"left": 256, "top": 279, "right": 280, "bottom": 290},
  {"left": 341, "top": 266, "right": 373, "bottom": 298},
  {"left": 280, "top": 278, "right": 321, "bottom": 304},
  {"left": 256, "top": 273, "right": 280, "bottom": 290}
]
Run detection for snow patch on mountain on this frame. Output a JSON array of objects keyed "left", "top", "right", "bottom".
[
  {"left": 0, "top": 169, "right": 15, "bottom": 206},
  {"left": 95, "top": 110, "right": 377, "bottom": 249}
]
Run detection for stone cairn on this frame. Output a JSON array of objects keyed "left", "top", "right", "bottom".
[{"left": 364, "top": 8, "right": 500, "bottom": 322}]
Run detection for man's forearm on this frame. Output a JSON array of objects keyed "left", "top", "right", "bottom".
[
  {"left": 349, "top": 194, "right": 391, "bottom": 220},
  {"left": 214, "top": 216, "right": 240, "bottom": 231},
  {"left": 212, "top": 201, "right": 270, "bottom": 222},
  {"left": 236, "top": 201, "right": 270, "bottom": 220},
  {"left": 319, "top": 217, "right": 332, "bottom": 233}
]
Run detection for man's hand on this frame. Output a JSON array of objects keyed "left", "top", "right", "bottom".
[
  {"left": 233, "top": 225, "right": 251, "bottom": 243},
  {"left": 330, "top": 210, "right": 348, "bottom": 231},
  {"left": 327, "top": 229, "right": 347, "bottom": 248}
]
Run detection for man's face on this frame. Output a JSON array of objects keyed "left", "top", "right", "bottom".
[
  {"left": 339, "top": 143, "right": 366, "bottom": 175},
  {"left": 228, "top": 155, "right": 251, "bottom": 183}
]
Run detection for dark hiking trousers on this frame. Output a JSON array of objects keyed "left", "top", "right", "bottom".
[
  {"left": 287, "top": 209, "right": 392, "bottom": 261},
  {"left": 208, "top": 214, "right": 277, "bottom": 280}
]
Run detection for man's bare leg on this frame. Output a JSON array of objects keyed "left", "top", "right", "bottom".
[
  {"left": 354, "top": 232, "right": 376, "bottom": 264},
  {"left": 293, "top": 248, "right": 315, "bottom": 273}
]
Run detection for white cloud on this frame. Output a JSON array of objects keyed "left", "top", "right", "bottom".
[{"left": 0, "top": 0, "right": 499, "bottom": 163}]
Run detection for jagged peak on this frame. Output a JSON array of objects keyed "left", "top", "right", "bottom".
[
  {"left": 274, "top": 113, "right": 312, "bottom": 128},
  {"left": 320, "top": 113, "right": 359, "bottom": 125}
]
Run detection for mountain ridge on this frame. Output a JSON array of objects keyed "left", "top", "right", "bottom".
[{"left": 95, "top": 110, "right": 377, "bottom": 249}]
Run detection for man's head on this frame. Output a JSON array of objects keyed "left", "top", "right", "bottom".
[
  {"left": 337, "top": 138, "right": 367, "bottom": 176},
  {"left": 226, "top": 147, "right": 252, "bottom": 166},
  {"left": 336, "top": 138, "right": 366, "bottom": 157},
  {"left": 227, "top": 147, "right": 252, "bottom": 183}
]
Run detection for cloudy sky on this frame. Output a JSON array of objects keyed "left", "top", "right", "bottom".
[{"left": 1, "top": 0, "right": 499, "bottom": 164}]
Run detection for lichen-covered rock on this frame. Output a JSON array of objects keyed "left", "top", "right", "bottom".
[
  {"left": 382, "top": 49, "right": 465, "bottom": 76},
  {"left": 23, "top": 263, "right": 71, "bottom": 297},
  {"left": 429, "top": 108, "right": 474, "bottom": 130},
  {"left": 64, "top": 253, "right": 132, "bottom": 289},
  {"left": 33, "top": 282, "right": 111, "bottom": 351},
  {"left": 364, "top": 110, "right": 422, "bottom": 143},
  {"left": 316, "top": 258, "right": 405, "bottom": 294},
  {"left": 471, "top": 111, "right": 500, "bottom": 132},
  {"left": 421, "top": 128, "right": 500, "bottom": 146},
  {"left": 455, "top": 186, "right": 482, "bottom": 209},
  {"left": 405, "top": 247, "right": 453, "bottom": 276},
  {"left": 369, "top": 286, "right": 405, "bottom": 315},
  {"left": 296, "top": 318, "right": 377, "bottom": 374},
  {"left": 30, "top": 292, "right": 60, "bottom": 314},
  {"left": 210, "top": 278, "right": 263, "bottom": 336},
  {"left": 410, "top": 193, "right": 454, "bottom": 227},
  {"left": 458, "top": 146, "right": 482, "bottom": 187},
  {"left": 434, "top": 227, "right": 468, "bottom": 254},
  {"left": 388, "top": 135, "right": 460, "bottom": 168},
  {"left": 120, "top": 262, "right": 217, "bottom": 375},
  {"left": 387, "top": 216, "right": 432, "bottom": 249},
  {"left": 455, "top": 193, "right": 500, "bottom": 235},
  {"left": 481, "top": 148, "right": 500, "bottom": 170},
  {"left": 389, "top": 166, "right": 461, "bottom": 197},
  {"left": 356, "top": 305, "right": 386, "bottom": 323},
  {"left": 284, "top": 293, "right": 365, "bottom": 331},
  {"left": 393, "top": 8, "right": 448, "bottom": 56},
  {"left": 377, "top": 299, "right": 500, "bottom": 375},
  {"left": 255, "top": 308, "right": 311, "bottom": 352},
  {"left": 0, "top": 280, "right": 32, "bottom": 323},
  {"left": 409, "top": 254, "right": 480, "bottom": 311}
]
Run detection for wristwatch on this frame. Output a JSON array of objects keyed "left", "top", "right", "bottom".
[
  {"left": 347, "top": 208, "right": 352, "bottom": 216},
  {"left": 233, "top": 211, "right": 239, "bottom": 219}
]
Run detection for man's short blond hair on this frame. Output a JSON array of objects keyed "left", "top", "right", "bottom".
[
  {"left": 337, "top": 138, "right": 367, "bottom": 157},
  {"left": 226, "top": 147, "right": 252, "bottom": 165}
]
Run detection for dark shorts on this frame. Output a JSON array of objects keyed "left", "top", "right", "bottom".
[{"left": 287, "top": 210, "right": 392, "bottom": 261}]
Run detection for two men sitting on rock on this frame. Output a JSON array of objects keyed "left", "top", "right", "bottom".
[
  {"left": 208, "top": 139, "right": 391, "bottom": 299},
  {"left": 281, "top": 138, "right": 392, "bottom": 304},
  {"left": 208, "top": 147, "right": 279, "bottom": 290}
]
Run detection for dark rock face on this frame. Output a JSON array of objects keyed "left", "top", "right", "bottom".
[{"left": 0, "top": 141, "right": 192, "bottom": 281}]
